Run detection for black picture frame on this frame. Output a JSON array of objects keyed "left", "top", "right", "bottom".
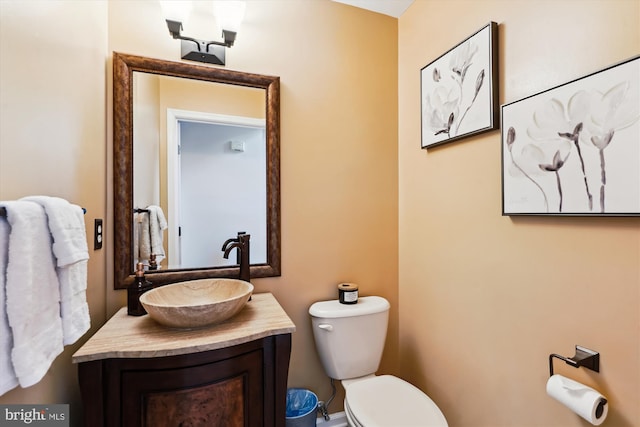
[
  {"left": 501, "top": 55, "right": 640, "bottom": 216},
  {"left": 420, "top": 22, "right": 499, "bottom": 149}
]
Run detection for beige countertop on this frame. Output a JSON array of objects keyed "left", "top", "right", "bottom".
[{"left": 72, "top": 292, "right": 295, "bottom": 363}]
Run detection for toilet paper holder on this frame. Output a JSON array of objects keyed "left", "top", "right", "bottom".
[{"left": 549, "top": 345, "right": 600, "bottom": 377}]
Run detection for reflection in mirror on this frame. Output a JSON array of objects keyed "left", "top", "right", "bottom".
[
  {"left": 170, "top": 119, "right": 267, "bottom": 269},
  {"left": 133, "top": 72, "right": 267, "bottom": 270},
  {"left": 114, "top": 52, "right": 280, "bottom": 289}
]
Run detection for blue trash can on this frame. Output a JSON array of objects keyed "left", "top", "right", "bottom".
[{"left": 285, "top": 388, "right": 318, "bottom": 427}]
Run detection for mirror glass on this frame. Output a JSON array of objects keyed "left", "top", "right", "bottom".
[
  {"left": 114, "top": 52, "right": 280, "bottom": 289},
  {"left": 133, "top": 73, "right": 267, "bottom": 270}
]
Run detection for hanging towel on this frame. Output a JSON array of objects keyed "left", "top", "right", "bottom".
[
  {"left": 146, "top": 205, "right": 167, "bottom": 263},
  {"left": 0, "top": 214, "right": 18, "bottom": 396},
  {"left": 22, "top": 196, "right": 88, "bottom": 265},
  {"left": 3, "top": 201, "right": 64, "bottom": 388},
  {"left": 22, "top": 196, "right": 90, "bottom": 345}
]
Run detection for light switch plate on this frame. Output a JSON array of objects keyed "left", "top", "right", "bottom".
[{"left": 94, "top": 218, "right": 103, "bottom": 250}]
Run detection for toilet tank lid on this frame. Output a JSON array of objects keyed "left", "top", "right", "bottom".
[{"left": 309, "top": 296, "right": 390, "bottom": 318}]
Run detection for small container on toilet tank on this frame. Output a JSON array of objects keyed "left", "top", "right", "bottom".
[{"left": 338, "top": 283, "right": 358, "bottom": 304}]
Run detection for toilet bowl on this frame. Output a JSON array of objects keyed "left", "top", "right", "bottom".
[
  {"left": 309, "top": 297, "right": 448, "bottom": 427},
  {"left": 344, "top": 376, "right": 447, "bottom": 427}
]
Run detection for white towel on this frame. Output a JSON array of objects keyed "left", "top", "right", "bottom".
[
  {"left": 22, "top": 196, "right": 90, "bottom": 345},
  {"left": 146, "top": 205, "right": 167, "bottom": 263},
  {"left": 0, "top": 213, "right": 19, "bottom": 396},
  {"left": 3, "top": 201, "right": 64, "bottom": 388},
  {"left": 22, "top": 196, "right": 88, "bottom": 266}
]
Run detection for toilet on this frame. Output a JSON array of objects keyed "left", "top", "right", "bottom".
[{"left": 309, "top": 296, "right": 448, "bottom": 427}]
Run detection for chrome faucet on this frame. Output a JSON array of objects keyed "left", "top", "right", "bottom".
[{"left": 222, "top": 232, "right": 251, "bottom": 283}]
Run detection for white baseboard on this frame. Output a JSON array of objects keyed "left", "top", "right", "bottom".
[{"left": 315, "top": 411, "right": 348, "bottom": 427}]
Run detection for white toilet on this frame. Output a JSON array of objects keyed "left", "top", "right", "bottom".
[{"left": 309, "top": 296, "right": 448, "bottom": 427}]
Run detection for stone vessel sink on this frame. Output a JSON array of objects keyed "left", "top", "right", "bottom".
[{"left": 139, "top": 278, "right": 254, "bottom": 329}]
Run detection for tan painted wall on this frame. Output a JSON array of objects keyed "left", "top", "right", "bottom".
[
  {"left": 398, "top": 1, "right": 639, "bottom": 426},
  {"left": 0, "top": 0, "right": 108, "bottom": 423},
  {"left": 0, "top": 0, "right": 398, "bottom": 423}
]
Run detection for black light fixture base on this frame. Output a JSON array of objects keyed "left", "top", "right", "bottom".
[{"left": 180, "top": 39, "right": 226, "bottom": 65}]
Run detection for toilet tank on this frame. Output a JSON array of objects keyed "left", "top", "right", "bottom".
[{"left": 309, "top": 296, "right": 390, "bottom": 380}]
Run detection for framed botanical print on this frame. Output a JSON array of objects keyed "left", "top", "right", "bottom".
[
  {"left": 501, "top": 55, "right": 639, "bottom": 216},
  {"left": 421, "top": 22, "right": 499, "bottom": 148}
]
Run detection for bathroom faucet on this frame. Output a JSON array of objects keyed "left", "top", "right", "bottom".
[{"left": 222, "top": 232, "right": 251, "bottom": 283}]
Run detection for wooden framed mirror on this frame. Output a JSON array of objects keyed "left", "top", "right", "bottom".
[{"left": 113, "top": 52, "right": 280, "bottom": 289}]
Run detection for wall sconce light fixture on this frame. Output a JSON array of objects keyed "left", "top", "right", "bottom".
[{"left": 160, "top": 1, "right": 245, "bottom": 66}]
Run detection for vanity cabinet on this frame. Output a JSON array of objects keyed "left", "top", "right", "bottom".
[{"left": 73, "top": 293, "right": 295, "bottom": 427}]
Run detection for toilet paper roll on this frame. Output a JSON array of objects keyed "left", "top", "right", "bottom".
[{"left": 546, "top": 374, "right": 608, "bottom": 426}]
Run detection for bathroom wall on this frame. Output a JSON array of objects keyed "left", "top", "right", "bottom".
[
  {"left": 398, "top": 1, "right": 639, "bottom": 426},
  {"left": 0, "top": 0, "right": 108, "bottom": 422},
  {"left": 0, "top": 0, "right": 399, "bottom": 423}
]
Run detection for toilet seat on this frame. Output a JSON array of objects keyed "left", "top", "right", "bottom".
[{"left": 344, "top": 375, "right": 448, "bottom": 427}]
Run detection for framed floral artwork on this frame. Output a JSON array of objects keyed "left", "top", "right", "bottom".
[
  {"left": 501, "top": 55, "right": 640, "bottom": 216},
  {"left": 421, "top": 22, "right": 499, "bottom": 149}
]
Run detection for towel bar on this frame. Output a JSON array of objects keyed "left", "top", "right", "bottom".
[{"left": 0, "top": 206, "right": 86, "bottom": 217}]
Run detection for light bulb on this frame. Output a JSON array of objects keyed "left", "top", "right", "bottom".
[
  {"left": 160, "top": 0, "right": 193, "bottom": 26},
  {"left": 213, "top": 1, "right": 246, "bottom": 33}
]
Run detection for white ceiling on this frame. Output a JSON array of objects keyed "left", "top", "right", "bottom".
[{"left": 331, "top": 0, "right": 415, "bottom": 18}]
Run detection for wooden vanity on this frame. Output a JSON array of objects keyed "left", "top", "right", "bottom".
[{"left": 72, "top": 293, "right": 295, "bottom": 427}]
